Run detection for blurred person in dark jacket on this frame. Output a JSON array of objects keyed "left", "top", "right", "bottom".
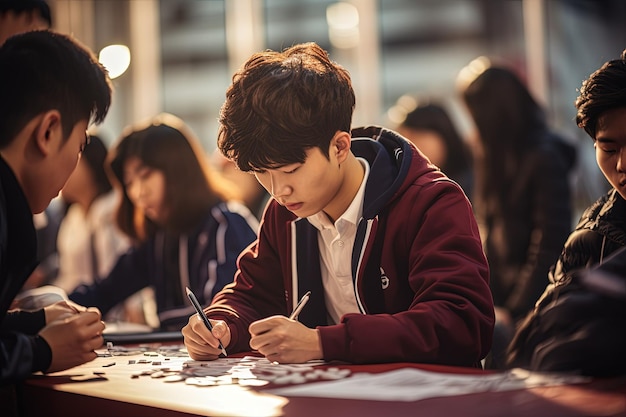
[
  {"left": 459, "top": 58, "right": 576, "bottom": 368},
  {"left": 394, "top": 98, "right": 474, "bottom": 199}
]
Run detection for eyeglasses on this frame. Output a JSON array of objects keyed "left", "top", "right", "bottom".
[{"left": 80, "top": 131, "right": 91, "bottom": 153}]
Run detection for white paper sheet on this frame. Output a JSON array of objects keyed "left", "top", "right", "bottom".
[{"left": 268, "top": 367, "right": 590, "bottom": 402}]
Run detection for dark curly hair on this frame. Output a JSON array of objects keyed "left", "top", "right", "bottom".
[
  {"left": 575, "top": 50, "right": 626, "bottom": 140},
  {"left": 217, "top": 42, "right": 355, "bottom": 172}
]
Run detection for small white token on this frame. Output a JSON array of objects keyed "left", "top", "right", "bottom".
[{"left": 163, "top": 374, "right": 185, "bottom": 383}]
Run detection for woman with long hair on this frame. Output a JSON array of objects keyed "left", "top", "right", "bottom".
[
  {"left": 459, "top": 60, "right": 576, "bottom": 368},
  {"left": 70, "top": 113, "right": 258, "bottom": 330},
  {"left": 395, "top": 99, "right": 474, "bottom": 199}
]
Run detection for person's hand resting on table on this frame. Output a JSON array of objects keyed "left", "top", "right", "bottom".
[{"left": 39, "top": 305, "right": 105, "bottom": 373}]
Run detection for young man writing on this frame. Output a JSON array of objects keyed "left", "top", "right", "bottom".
[
  {"left": 0, "top": 30, "right": 111, "bottom": 385},
  {"left": 182, "top": 42, "right": 494, "bottom": 366}
]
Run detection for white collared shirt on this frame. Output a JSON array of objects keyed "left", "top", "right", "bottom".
[
  {"left": 307, "top": 158, "right": 370, "bottom": 324},
  {"left": 53, "top": 191, "right": 131, "bottom": 292}
]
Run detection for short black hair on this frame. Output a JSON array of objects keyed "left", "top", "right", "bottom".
[
  {"left": 0, "top": 30, "right": 112, "bottom": 147},
  {"left": 0, "top": 0, "right": 52, "bottom": 26},
  {"left": 575, "top": 50, "right": 626, "bottom": 140}
]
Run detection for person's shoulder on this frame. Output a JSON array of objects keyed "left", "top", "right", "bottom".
[
  {"left": 57, "top": 203, "right": 86, "bottom": 233},
  {"left": 561, "top": 227, "right": 605, "bottom": 258},
  {"left": 387, "top": 170, "right": 471, "bottom": 218},
  {"left": 567, "top": 190, "right": 626, "bottom": 248},
  {"left": 215, "top": 200, "right": 260, "bottom": 230},
  {"left": 91, "top": 191, "right": 118, "bottom": 214},
  {"left": 577, "top": 189, "right": 620, "bottom": 225},
  {"left": 532, "top": 131, "right": 577, "bottom": 169},
  {"left": 402, "top": 167, "right": 467, "bottom": 196}
]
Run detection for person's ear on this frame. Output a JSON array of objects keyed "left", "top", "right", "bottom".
[
  {"left": 34, "top": 110, "right": 62, "bottom": 156},
  {"left": 333, "top": 131, "right": 351, "bottom": 163}
]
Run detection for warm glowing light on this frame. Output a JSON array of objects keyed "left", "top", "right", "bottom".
[
  {"left": 387, "top": 105, "right": 406, "bottom": 125},
  {"left": 99, "top": 44, "right": 131, "bottom": 79},
  {"left": 387, "top": 95, "right": 419, "bottom": 125},
  {"left": 326, "top": 2, "right": 360, "bottom": 49},
  {"left": 327, "top": 2, "right": 359, "bottom": 29},
  {"left": 397, "top": 95, "right": 418, "bottom": 112},
  {"left": 456, "top": 56, "right": 492, "bottom": 91}
]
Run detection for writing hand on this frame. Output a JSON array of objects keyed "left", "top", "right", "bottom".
[
  {"left": 249, "top": 315, "right": 322, "bottom": 363},
  {"left": 182, "top": 314, "right": 231, "bottom": 360}
]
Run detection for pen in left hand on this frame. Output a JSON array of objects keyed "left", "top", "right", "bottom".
[
  {"left": 289, "top": 291, "right": 311, "bottom": 320},
  {"left": 185, "top": 287, "right": 227, "bottom": 357}
]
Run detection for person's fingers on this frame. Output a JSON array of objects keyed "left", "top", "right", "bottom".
[
  {"left": 250, "top": 327, "right": 285, "bottom": 353},
  {"left": 183, "top": 320, "right": 217, "bottom": 349},
  {"left": 85, "top": 306, "right": 102, "bottom": 317},
  {"left": 187, "top": 349, "right": 219, "bottom": 361},
  {"left": 83, "top": 317, "right": 105, "bottom": 335},
  {"left": 182, "top": 318, "right": 225, "bottom": 361},
  {"left": 183, "top": 328, "right": 208, "bottom": 347},
  {"left": 249, "top": 315, "right": 283, "bottom": 336},
  {"left": 66, "top": 300, "right": 88, "bottom": 313},
  {"left": 80, "top": 310, "right": 103, "bottom": 323},
  {"left": 84, "top": 334, "right": 104, "bottom": 351},
  {"left": 212, "top": 320, "right": 227, "bottom": 339},
  {"left": 184, "top": 335, "right": 220, "bottom": 360}
]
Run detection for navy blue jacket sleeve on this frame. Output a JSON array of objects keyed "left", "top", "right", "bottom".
[
  {"left": 211, "top": 210, "right": 258, "bottom": 299},
  {"left": 69, "top": 244, "right": 150, "bottom": 316}
]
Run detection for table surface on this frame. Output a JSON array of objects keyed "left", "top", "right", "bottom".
[{"left": 18, "top": 342, "right": 626, "bottom": 417}]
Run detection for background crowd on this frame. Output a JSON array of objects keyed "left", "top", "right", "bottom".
[{"left": 1, "top": 3, "right": 625, "bottom": 414}]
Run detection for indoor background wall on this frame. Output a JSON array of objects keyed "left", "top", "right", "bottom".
[{"left": 47, "top": 0, "right": 626, "bottom": 214}]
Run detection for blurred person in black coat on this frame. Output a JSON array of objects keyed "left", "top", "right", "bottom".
[{"left": 459, "top": 59, "right": 577, "bottom": 369}]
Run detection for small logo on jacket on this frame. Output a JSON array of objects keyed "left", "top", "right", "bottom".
[{"left": 380, "top": 267, "right": 389, "bottom": 289}]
